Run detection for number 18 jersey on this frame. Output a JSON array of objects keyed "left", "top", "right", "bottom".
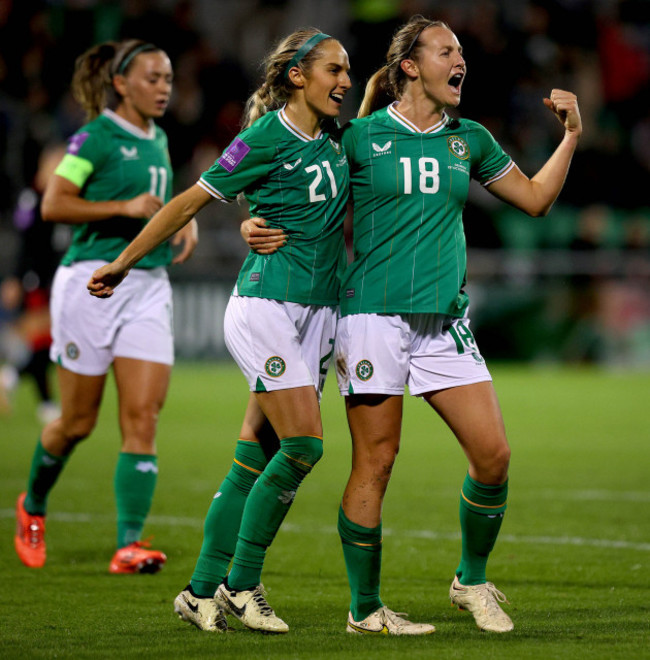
[{"left": 340, "top": 103, "right": 513, "bottom": 317}]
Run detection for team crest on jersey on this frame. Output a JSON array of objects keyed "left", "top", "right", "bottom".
[
  {"left": 372, "top": 141, "right": 392, "bottom": 156},
  {"left": 65, "top": 342, "right": 80, "bottom": 360},
  {"left": 447, "top": 136, "right": 470, "bottom": 160},
  {"left": 329, "top": 138, "right": 342, "bottom": 153},
  {"left": 265, "top": 356, "right": 286, "bottom": 377},
  {"left": 355, "top": 359, "right": 374, "bottom": 381},
  {"left": 120, "top": 146, "right": 139, "bottom": 160}
]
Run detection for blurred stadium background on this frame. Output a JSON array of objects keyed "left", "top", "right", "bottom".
[{"left": 1, "top": 0, "right": 649, "bottom": 364}]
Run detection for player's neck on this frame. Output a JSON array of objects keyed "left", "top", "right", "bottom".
[
  {"left": 114, "top": 104, "right": 152, "bottom": 133},
  {"left": 284, "top": 101, "right": 322, "bottom": 138},
  {"left": 394, "top": 94, "right": 445, "bottom": 132}
]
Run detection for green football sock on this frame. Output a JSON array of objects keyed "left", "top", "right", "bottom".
[
  {"left": 24, "top": 438, "right": 68, "bottom": 515},
  {"left": 337, "top": 506, "right": 383, "bottom": 621},
  {"left": 456, "top": 474, "right": 508, "bottom": 586},
  {"left": 190, "top": 440, "right": 268, "bottom": 598},
  {"left": 227, "top": 435, "right": 323, "bottom": 591},
  {"left": 114, "top": 453, "right": 158, "bottom": 549}
]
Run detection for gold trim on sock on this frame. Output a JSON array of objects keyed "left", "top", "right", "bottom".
[
  {"left": 233, "top": 458, "right": 263, "bottom": 475},
  {"left": 461, "top": 491, "right": 507, "bottom": 509}
]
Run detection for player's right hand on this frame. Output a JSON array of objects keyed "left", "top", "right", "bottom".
[
  {"left": 87, "top": 262, "right": 130, "bottom": 298},
  {"left": 123, "top": 193, "right": 163, "bottom": 219},
  {"left": 240, "top": 217, "right": 287, "bottom": 254}
]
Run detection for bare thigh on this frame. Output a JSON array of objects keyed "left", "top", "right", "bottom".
[
  {"left": 254, "top": 386, "right": 322, "bottom": 440},
  {"left": 423, "top": 381, "right": 510, "bottom": 484}
]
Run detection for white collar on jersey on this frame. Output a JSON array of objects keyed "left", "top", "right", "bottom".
[
  {"left": 278, "top": 105, "right": 323, "bottom": 142},
  {"left": 387, "top": 102, "right": 449, "bottom": 134},
  {"left": 102, "top": 109, "right": 156, "bottom": 139}
]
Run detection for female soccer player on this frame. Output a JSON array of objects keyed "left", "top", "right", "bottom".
[
  {"left": 88, "top": 29, "right": 352, "bottom": 633},
  {"left": 244, "top": 15, "right": 582, "bottom": 636},
  {"left": 335, "top": 16, "right": 581, "bottom": 634},
  {"left": 14, "top": 40, "right": 198, "bottom": 574}
]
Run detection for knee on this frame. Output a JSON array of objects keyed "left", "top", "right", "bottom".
[
  {"left": 120, "top": 405, "right": 161, "bottom": 444},
  {"left": 59, "top": 411, "right": 97, "bottom": 445},
  {"left": 356, "top": 436, "right": 400, "bottom": 477},
  {"left": 494, "top": 443, "right": 511, "bottom": 476},
  {"left": 474, "top": 443, "right": 511, "bottom": 484},
  {"left": 281, "top": 435, "right": 324, "bottom": 471}
]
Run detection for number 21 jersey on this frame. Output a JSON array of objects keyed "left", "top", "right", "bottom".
[{"left": 199, "top": 108, "right": 349, "bottom": 306}]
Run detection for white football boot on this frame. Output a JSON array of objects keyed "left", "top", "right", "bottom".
[
  {"left": 174, "top": 586, "right": 228, "bottom": 632},
  {"left": 346, "top": 606, "right": 436, "bottom": 635},
  {"left": 215, "top": 583, "right": 289, "bottom": 633},
  {"left": 449, "top": 576, "right": 514, "bottom": 632}
]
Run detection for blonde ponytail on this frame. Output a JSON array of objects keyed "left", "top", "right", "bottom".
[{"left": 241, "top": 28, "right": 337, "bottom": 129}]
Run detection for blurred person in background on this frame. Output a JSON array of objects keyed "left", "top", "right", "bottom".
[
  {"left": 0, "top": 143, "right": 66, "bottom": 425},
  {"left": 13, "top": 39, "right": 199, "bottom": 575}
]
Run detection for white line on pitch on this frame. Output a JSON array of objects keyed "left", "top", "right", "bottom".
[{"left": 2, "top": 509, "right": 649, "bottom": 552}]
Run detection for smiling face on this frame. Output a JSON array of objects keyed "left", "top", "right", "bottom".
[
  {"left": 115, "top": 51, "right": 173, "bottom": 126},
  {"left": 299, "top": 39, "right": 351, "bottom": 120},
  {"left": 404, "top": 26, "right": 466, "bottom": 110}
]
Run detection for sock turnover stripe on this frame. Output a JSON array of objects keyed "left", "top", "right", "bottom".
[
  {"left": 233, "top": 458, "right": 263, "bottom": 475},
  {"left": 461, "top": 490, "right": 507, "bottom": 509},
  {"left": 280, "top": 451, "right": 315, "bottom": 469}
]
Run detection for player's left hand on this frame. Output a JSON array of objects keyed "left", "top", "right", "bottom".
[
  {"left": 171, "top": 218, "right": 199, "bottom": 264},
  {"left": 87, "top": 262, "right": 130, "bottom": 298},
  {"left": 543, "top": 89, "right": 582, "bottom": 137}
]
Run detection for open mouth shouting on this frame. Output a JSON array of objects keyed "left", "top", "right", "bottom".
[{"left": 448, "top": 72, "right": 464, "bottom": 96}]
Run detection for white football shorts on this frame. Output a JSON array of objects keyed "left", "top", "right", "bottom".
[
  {"left": 335, "top": 311, "right": 492, "bottom": 396},
  {"left": 224, "top": 295, "right": 336, "bottom": 396},
  {"left": 50, "top": 261, "right": 174, "bottom": 376}
]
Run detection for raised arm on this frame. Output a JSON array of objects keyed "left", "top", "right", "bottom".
[
  {"left": 88, "top": 183, "right": 212, "bottom": 297},
  {"left": 41, "top": 174, "right": 164, "bottom": 224},
  {"left": 486, "top": 89, "right": 582, "bottom": 217}
]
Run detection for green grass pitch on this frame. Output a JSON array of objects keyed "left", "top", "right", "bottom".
[{"left": 1, "top": 362, "right": 648, "bottom": 659}]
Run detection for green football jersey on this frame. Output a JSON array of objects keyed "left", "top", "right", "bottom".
[
  {"left": 56, "top": 109, "right": 173, "bottom": 268},
  {"left": 198, "top": 107, "right": 348, "bottom": 306},
  {"left": 340, "top": 103, "right": 513, "bottom": 317}
]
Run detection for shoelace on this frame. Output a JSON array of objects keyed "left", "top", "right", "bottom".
[
  {"left": 251, "top": 587, "right": 274, "bottom": 617},
  {"left": 28, "top": 521, "right": 43, "bottom": 547},
  {"left": 384, "top": 608, "right": 408, "bottom": 622},
  {"left": 479, "top": 582, "right": 510, "bottom": 612}
]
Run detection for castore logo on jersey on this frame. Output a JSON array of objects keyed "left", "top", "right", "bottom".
[
  {"left": 372, "top": 141, "right": 392, "bottom": 156},
  {"left": 120, "top": 146, "right": 139, "bottom": 160},
  {"left": 283, "top": 157, "right": 302, "bottom": 170}
]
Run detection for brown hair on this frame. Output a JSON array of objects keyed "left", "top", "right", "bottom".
[
  {"left": 358, "top": 16, "right": 450, "bottom": 118},
  {"left": 71, "top": 40, "right": 163, "bottom": 121},
  {"left": 242, "top": 28, "right": 337, "bottom": 129}
]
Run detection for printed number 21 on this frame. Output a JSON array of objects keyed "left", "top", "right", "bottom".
[{"left": 306, "top": 161, "right": 338, "bottom": 202}]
